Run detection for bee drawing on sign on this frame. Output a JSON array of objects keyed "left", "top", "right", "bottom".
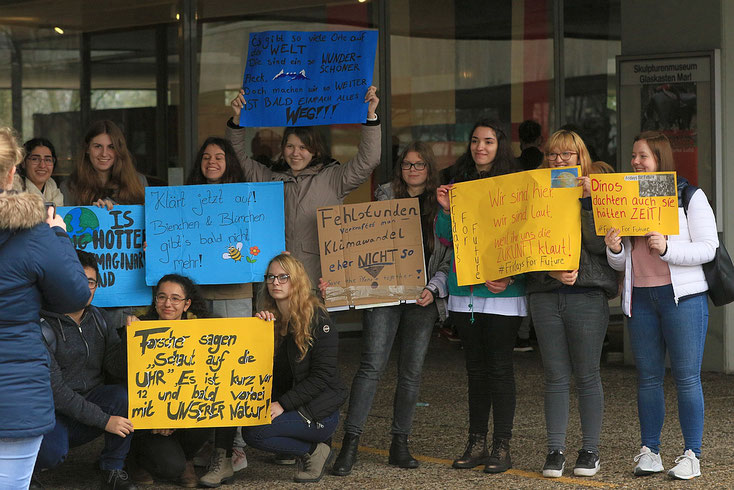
[{"left": 223, "top": 242, "right": 244, "bottom": 262}]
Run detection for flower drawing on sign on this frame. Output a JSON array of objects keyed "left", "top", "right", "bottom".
[
  {"left": 246, "top": 245, "right": 261, "bottom": 263},
  {"left": 223, "top": 242, "right": 244, "bottom": 262},
  {"left": 272, "top": 69, "right": 309, "bottom": 81}
]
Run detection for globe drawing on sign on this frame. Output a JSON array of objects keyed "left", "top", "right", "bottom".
[
  {"left": 550, "top": 167, "right": 580, "bottom": 188},
  {"left": 63, "top": 207, "right": 100, "bottom": 247}
]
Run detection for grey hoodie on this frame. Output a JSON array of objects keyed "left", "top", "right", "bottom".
[{"left": 41, "top": 306, "right": 127, "bottom": 429}]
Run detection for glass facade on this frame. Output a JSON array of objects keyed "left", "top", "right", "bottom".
[{"left": 0, "top": 0, "right": 620, "bottom": 187}]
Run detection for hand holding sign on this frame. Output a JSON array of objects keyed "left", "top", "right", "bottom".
[{"left": 365, "top": 85, "right": 379, "bottom": 118}]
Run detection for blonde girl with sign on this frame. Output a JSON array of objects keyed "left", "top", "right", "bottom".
[
  {"left": 435, "top": 119, "right": 526, "bottom": 474},
  {"left": 331, "top": 142, "right": 451, "bottom": 475},
  {"left": 527, "top": 129, "right": 618, "bottom": 478},
  {"left": 605, "top": 131, "right": 717, "bottom": 480},
  {"left": 126, "top": 275, "right": 213, "bottom": 488},
  {"left": 242, "top": 253, "right": 346, "bottom": 484},
  {"left": 227, "top": 87, "right": 381, "bottom": 287}
]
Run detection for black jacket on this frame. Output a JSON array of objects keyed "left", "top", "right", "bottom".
[
  {"left": 276, "top": 311, "right": 347, "bottom": 422},
  {"left": 40, "top": 306, "right": 127, "bottom": 429}
]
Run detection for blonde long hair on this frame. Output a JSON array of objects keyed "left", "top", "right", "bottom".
[
  {"left": 542, "top": 129, "right": 592, "bottom": 176},
  {"left": 0, "top": 127, "right": 23, "bottom": 178},
  {"left": 258, "top": 254, "right": 325, "bottom": 360}
]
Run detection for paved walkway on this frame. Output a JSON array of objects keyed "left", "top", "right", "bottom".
[{"left": 39, "top": 331, "right": 734, "bottom": 489}]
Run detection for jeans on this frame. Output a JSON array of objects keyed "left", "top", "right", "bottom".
[
  {"left": 453, "top": 311, "right": 521, "bottom": 439},
  {"left": 35, "top": 384, "right": 131, "bottom": 471},
  {"left": 627, "top": 285, "right": 708, "bottom": 457},
  {"left": 344, "top": 303, "right": 438, "bottom": 436},
  {"left": 242, "top": 410, "right": 339, "bottom": 456},
  {"left": 130, "top": 428, "right": 211, "bottom": 481},
  {"left": 529, "top": 290, "right": 608, "bottom": 453},
  {"left": 0, "top": 436, "right": 42, "bottom": 489}
]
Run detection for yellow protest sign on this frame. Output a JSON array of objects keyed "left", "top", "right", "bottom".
[
  {"left": 450, "top": 167, "right": 582, "bottom": 285},
  {"left": 127, "top": 317, "right": 273, "bottom": 429},
  {"left": 590, "top": 172, "right": 679, "bottom": 236}
]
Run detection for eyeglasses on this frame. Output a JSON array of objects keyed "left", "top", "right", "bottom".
[
  {"left": 155, "top": 294, "right": 187, "bottom": 305},
  {"left": 87, "top": 279, "right": 98, "bottom": 289},
  {"left": 27, "top": 155, "right": 55, "bottom": 166},
  {"left": 264, "top": 273, "right": 290, "bottom": 284},
  {"left": 400, "top": 161, "right": 426, "bottom": 171},
  {"left": 545, "top": 151, "right": 578, "bottom": 162}
]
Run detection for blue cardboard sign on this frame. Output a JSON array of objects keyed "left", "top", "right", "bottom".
[
  {"left": 239, "top": 30, "right": 379, "bottom": 127},
  {"left": 57, "top": 205, "right": 150, "bottom": 307},
  {"left": 144, "top": 182, "right": 285, "bottom": 286}
]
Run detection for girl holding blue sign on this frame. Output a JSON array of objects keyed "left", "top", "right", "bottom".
[
  {"left": 227, "top": 86, "right": 381, "bottom": 287},
  {"left": 330, "top": 141, "right": 451, "bottom": 475},
  {"left": 605, "top": 131, "right": 718, "bottom": 480}
]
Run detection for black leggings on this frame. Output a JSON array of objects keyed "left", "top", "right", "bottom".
[
  {"left": 453, "top": 311, "right": 522, "bottom": 439},
  {"left": 130, "top": 428, "right": 212, "bottom": 480}
]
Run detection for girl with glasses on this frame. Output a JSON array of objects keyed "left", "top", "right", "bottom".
[
  {"left": 240, "top": 253, "right": 346, "bottom": 484},
  {"left": 12, "top": 138, "right": 64, "bottom": 206},
  {"left": 331, "top": 142, "right": 451, "bottom": 475},
  {"left": 435, "top": 120, "right": 526, "bottom": 474},
  {"left": 528, "top": 129, "right": 617, "bottom": 478},
  {"left": 125, "top": 274, "right": 212, "bottom": 487}
]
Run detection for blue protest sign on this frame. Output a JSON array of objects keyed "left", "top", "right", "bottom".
[
  {"left": 57, "top": 205, "right": 150, "bottom": 307},
  {"left": 239, "top": 30, "right": 379, "bottom": 127},
  {"left": 144, "top": 182, "right": 285, "bottom": 286}
]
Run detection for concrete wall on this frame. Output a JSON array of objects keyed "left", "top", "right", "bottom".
[{"left": 620, "top": 0, "right": 733, "bottom": 373}]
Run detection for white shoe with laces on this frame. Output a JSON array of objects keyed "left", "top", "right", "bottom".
[
  {"left": 667, "top": 449, "right": 701, "bottom": 480},
  {"left": 633, "top": 446, "right": 664, "bottom": 476}
]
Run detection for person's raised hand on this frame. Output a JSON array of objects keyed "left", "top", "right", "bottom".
[
  {"left": 436, "top": 184, "right": 453, "bottom": 212},
  {"left": 317, "top": 278, "right": 330, "bottom": 299},
  {"left": 604, "top": 228, "right": 622, "bottom": 253},
  {"left": 365, "top": 86, "right": 379, "bottom": 118},
  {"left": 230, "top": 89, "right": 246, "bottom": 118},
  {"left": 46, "top": 206, "right": 65, "bottom": 229}
]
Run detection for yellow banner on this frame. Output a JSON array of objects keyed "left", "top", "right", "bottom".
[
  {"left": 590, "top": 172, "right": 679, "bottom": 236},
  {"left": 127, "top": 317, "right": 273, "bottom": 429},
  {"left": 450, "top": 167, "right": 582, "bottom": 285}
]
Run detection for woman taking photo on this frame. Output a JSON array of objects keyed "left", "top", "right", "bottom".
[
  {"left": 227, "top": 87, "right": 381, "bottom": 287},
  {"left": 527, "top": 129, "right": 617, "bottom": 478},
  {"left": 241, "top": 253, "right": 346, "bottom": 484},
  {"left": 435, "top": 120, "right": 526, "bottom": 474},
  {"left": 331, "top": 142, "right": 451, "bottom": 475},
  {"left": 62, "top": 120, "right": 147, "bottom": 207},
  {"left": 0, "top": 127, "right": 90, "bottom": 488},
  {"left": 605, "top": 131, "right": 717, "bottom": 480},
  {"left": 126, "top": 274, "right": 212, "bottom": 487},
  {"left": 13, "top": 137, "right": 64, "bottom": 205}
]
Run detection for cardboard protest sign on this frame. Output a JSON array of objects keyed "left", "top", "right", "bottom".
[
  {"left": 317, "top": 198, "right": 425, "bottom": 310},
  {"left": 57, "top": 205, "right": 150, "bottom": 307},
  {"left": 239, "top": 30, "right": 379, "bottom": 127},
  {"left": 450, "top": 167, "right": 582, "bottom": 285},
  {"left": 145, "top": 182, "right": 285, "bottom": 286},
  {"left": 127, "top": 317, "right": 273, "bottom": 429},
  {"left": 591, "top": 172, "right": 679, "bottom": 236}
]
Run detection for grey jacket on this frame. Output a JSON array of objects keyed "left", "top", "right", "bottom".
[
  {"left": 227, "top": 121, "right": 381, "bottom": 287},
  {"left": 526, "top": 202, "right": 618, "bottom": 298},
  {"left": 374, "top": 183, "right": 452, "bottom": 320},
  {"left": 40, "top": 306, "right": 126, "bottom": 429}
]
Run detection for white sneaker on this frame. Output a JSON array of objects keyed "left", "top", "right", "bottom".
[
  {"left": 633, "top": 446, "right": 664, "bottom": 476},
  {"left": 232, "top": 446, "right": 248, "bottom": 472},
  {"left": 667, "top": 449, "right": 701, "bottom": 480}
]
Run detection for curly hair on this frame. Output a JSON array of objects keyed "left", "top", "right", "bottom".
[
  {"left": 68, "top": 120, "right": 145, "bottom": 205},
  {"left": 391, "top": 141, "right": 439, "bottom": 254},
  {"left": 447, "top": 119, "right": 518, "bottom": 183},
  {"left": 142, "top": 274, "right": 210, "bottom": 320},
  {"left": 542, "top": 129, "right": 592, "bottom": 176},
  {"left": 271, "top": 127, "right": 332, "bottom": 172},
  {"left": 257, "top": 253, "right": 325, "bottom": 360},
  {"left": 186, "top": 137, "right": 244, "bottom": 185}
]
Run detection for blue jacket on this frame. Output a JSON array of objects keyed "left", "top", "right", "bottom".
[{"left": 0, "top": 191, "right": 90, "bottom": 438}]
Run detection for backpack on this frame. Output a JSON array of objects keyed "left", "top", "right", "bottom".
[{"left": 681, "top": 184, "right": 734, "bottom": 306}]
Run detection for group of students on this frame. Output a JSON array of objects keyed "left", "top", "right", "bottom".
[{"left": 0, "top": 80, "right": 718, "bottom": 489}]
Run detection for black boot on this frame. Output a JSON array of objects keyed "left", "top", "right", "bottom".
[
  {"left": 452, "top": 432, "right": 489, "bottom": 469},
  {"left": 388, "top": 434, "right": 419, "bottom": 469},
  {"left": 331, "top": 432, "right": 360, "bottom": 476},
  {"left": 484, "top": 438, "right": 512, "bottom": 473}
]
